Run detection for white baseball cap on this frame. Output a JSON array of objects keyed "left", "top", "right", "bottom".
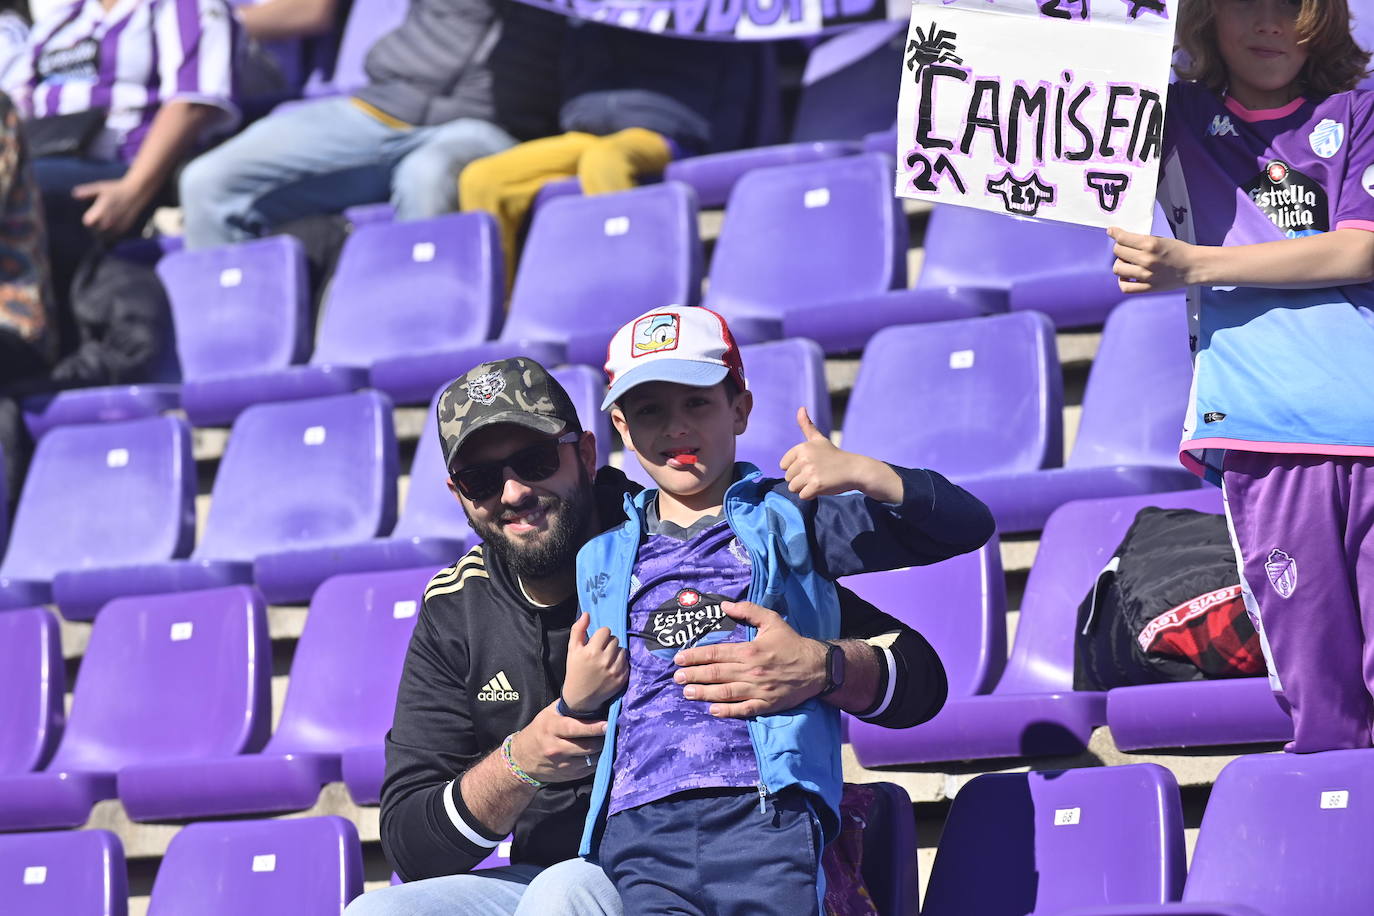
[{"left": 601, "top": 306, "right": 747, "bottom": 411}]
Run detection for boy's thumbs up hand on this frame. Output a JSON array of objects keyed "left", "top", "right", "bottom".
[
  {"left": 777, "top": 407, "right": 895, "bottom": 501},
  {"left": 796, "top": 406, "right": 827, "bottom": 443}
]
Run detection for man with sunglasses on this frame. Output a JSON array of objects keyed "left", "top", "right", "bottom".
[{"left": 350, "top": 358, "right": 953, "bottom": 915}]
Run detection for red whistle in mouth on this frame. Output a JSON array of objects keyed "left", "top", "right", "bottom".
[{"left": 673, "top": 454, "right": 698, "bottom": 465}]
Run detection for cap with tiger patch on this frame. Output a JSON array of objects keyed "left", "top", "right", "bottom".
[
  {"left": 601, "top": 306, "right": 746, "bottom": 410},
  {"left": 436, "top": 358, "right": 581, "bottom": 470}
]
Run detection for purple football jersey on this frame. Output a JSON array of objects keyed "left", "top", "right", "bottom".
[
  {"left": 1161, "top": 82, "right": 1374, "bottom": 251},
  {"left": 608, "top": 511, "right": 759, "bottom": 815},
  {"left": 1157, "top": 82, "right": 1374, "bottom": 477}
]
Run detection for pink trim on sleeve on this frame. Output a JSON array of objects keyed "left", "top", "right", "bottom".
[{"left": 1335, "top": 219, "right": 1374, "bottom": 233}]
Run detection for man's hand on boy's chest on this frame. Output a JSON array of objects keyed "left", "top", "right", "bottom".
[{"left": 668, "top": 600, "right": 829, "bottom": 720}]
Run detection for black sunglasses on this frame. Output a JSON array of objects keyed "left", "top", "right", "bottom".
[{"left": 451, "top": 431, "right": 580, "bottom": 501}]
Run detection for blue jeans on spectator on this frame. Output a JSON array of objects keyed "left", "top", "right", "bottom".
[
  {"left": 342, "top": 858, "right": 622, "bottom": 916},
  {"left": 179, "top": 96, "right": 518, "bottom": 249}
]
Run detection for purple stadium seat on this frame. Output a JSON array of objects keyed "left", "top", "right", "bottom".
[
  {"left": 665, "top": 21, "right": 905, "bottom": 207},
  {"left": 1060, "top": 749, "right": 1374, "bottom": 916},
  {"left": 619, "top": 337, "right": 830, "bottom": 490},
  {"left": 0, "top": 417, "right": 195, "bottom": 619},
  {"left": 863, "top": 124, "right": 897, "bottom": 154},
  {"left": 343, "top": 201, "right": 396, "bottom": 226},
  {"left": 190, "top": 214, "right": 502, "bottom": 419},
  {"left": 1008, "top": 206, "right": 1174, "bottom": 329},
  {"left": 922, "top": 764, "right": 1185, "bottom": 915},
  {"left": 340, "top": 744, "right": 386, "bottom": 807},
  {"left": 851, "top": 489, "right": 1221, "bottom": 766},
  {"left": 0, "top": 586, "right": 270, "bottom": 831},
  {"left": 0, "top": 607, "right": 63, "bottom": 775},
  {"left": 733, "top": 338, "right": 832, "bottom": 472},
  {"left": 1108, "top": 679, "right": 1292, "bottom": 752},
  {"left": 0, "top": 829, "right": 127, "bottom": 916},
  {"left": 147, "top": 816, "right": 362, "bottom": 916},
  {"left": 255, "top": 366, "right": 605, "bottom": 586},
  {"left": 21, "top": 385, "right": 182, "bottom": 440},
  {"left": 389, "top": 183, "right": 703, "bottom": 389},
  {"left": 841, "top": 312, "right": 1063, "bottom": 482},
  {"left": 785, "top": 203, "right": 1115, "bottom": 352},
  {"left": 1358, "top": 8, "right": 1374, "bottom": 91},
  {"left": 109, "top": 392, "right": 398, "bottom": 605},
  {"left": 296, "top": 0, "right": 408, "bottom": 102},
  {"left": 164, "top": 236, "right": 311, "bottom": 427},
  {"left": 553, "top": 365, "right": 613, "bottom": 470},
  {"left": 258, "top": 385, "right": 468, "bottom": 581},
  {"left": 961, "top": 295, "right": 1202, "bottom": 533},
  {"left": 119, "top": 567, "right": 429, "bottom": 820},
  {"left": 843, "top": 539, "right": 1007, "bottom": 714},
  {"left": 858, "top": 782, "right": 919, "bottom": 916},
  {"left": 704, "top": 153, "right": 985, "bottom": 347}
]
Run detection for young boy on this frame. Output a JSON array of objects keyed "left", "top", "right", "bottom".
[{"left": 564, "top": 306, "right": 994, "bottom": 914}]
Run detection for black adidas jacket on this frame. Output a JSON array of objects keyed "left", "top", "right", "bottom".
[{"left": 379, "top": 469, "right": 955, "bottom": 881}]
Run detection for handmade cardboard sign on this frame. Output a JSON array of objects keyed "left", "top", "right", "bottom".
[{"left": 894, "top": 0, "right": 1176, "bottom": 232}]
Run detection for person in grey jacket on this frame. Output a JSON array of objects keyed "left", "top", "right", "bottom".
[{"left": 178, "top": 0, "right": 564, "bottom": 250}]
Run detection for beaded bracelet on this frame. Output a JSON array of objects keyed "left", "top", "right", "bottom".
[{"left": 500, "top": 733, "right": 544, "bottom": 789}]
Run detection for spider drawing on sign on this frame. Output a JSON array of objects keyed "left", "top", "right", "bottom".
[{"left": 906, "top": 24, "right": 962, "bottom": 81}]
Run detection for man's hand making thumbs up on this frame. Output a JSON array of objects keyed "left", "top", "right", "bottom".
[{"left": 778, "top": 407, "right": 904, "bottom": 503}]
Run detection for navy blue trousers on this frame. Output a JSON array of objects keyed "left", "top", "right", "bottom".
[{"left": 598, "top": 788, "right": 822, "bottom": 916}]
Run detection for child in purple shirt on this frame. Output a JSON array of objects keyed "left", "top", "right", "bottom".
[
  {"left": 1108, "top": 0, "right": 1374, "bottom": 751},
  {"left": 562, "top": 306, "right": 993, "bottom": 914}
]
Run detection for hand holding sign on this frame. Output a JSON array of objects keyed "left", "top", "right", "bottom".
[
  {"left": 780, "top": 407, "right": 903, "bottom": 503},
  {"left": 1108, "top": 226, "right": 1198, "bottom": 293}
]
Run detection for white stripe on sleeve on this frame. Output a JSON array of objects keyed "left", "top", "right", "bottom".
[
  {"left": 193, "top": 0, "right": 234, "bottom": 103},
  {"left": 860, "top": 645, "right": 898, "bottom": 720},
  {"left": 153, "top": 0, "right": 186, "bottom": 102},
  {"left": 442, "top": 780, "right": 501, "bottom": 849}
]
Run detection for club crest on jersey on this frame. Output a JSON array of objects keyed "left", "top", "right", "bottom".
[
  {"left": 1309, "top": 119, "right": 1344, "bottom": 159},
  {"left": 632, "top": 314, "right": 680, "bottom": 358},
  {"left": 1207, "top": 115, "right": 1238, "bottom": 137},
  {"left": 465, "top": 369, "right": 505, "bottom": 404},
  {"left": 647, "top": 588, "right": 734, "bottom": 650}
]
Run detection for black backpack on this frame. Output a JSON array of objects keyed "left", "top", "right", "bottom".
[{"left": 1073, "top": 506, "right": 1264, "bottom": 691}]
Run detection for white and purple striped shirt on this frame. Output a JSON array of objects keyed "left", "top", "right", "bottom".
[{"left": 3, "top": 0, "right": 239, "bottom": 162}]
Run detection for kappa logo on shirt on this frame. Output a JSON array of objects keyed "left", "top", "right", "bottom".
[
  {"left": 1207, "top": 115, "right": 1239, "bottom": 138},
  {"left": 477, "top": 671, "right": 520, "bottom": 702}
]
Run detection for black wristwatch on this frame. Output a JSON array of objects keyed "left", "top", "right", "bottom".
[{"left": 816, "top": 641, "right": 846, "bottom": 699}]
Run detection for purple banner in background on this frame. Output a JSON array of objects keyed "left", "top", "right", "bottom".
[{"left": 507, "top": 0, "right": 888, "bottom": 40}]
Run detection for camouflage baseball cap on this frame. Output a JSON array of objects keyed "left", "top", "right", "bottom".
[{"left": 436, "top": 358, "right": 582, "bottom": 470}]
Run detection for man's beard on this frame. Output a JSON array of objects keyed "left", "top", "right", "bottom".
[{"left": 467, "top": 464, "right": 595, "bottom": 580}]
